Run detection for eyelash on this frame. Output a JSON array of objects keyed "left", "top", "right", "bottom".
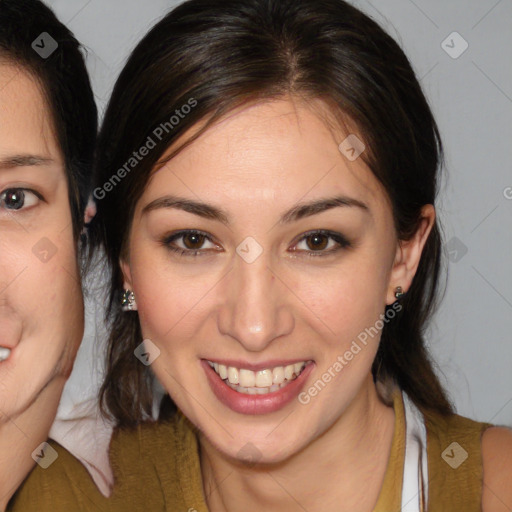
[{"left": 161, "top": 229, "right": 352, "bottom": 259}]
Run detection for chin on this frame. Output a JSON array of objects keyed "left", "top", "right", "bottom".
[{"left": 198, "top": 415, "right": 307, "bottom": 466}]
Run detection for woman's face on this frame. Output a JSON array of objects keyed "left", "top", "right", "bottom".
[
  {"left": 123, "top": 98, "right": 405, "bottom": 463},
  {"left": 0, "top": 63, "right": 83, "bottom": 420}
]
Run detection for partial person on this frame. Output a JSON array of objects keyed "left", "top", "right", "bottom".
[{"left": 0, "top": 0, "right": 96, "bottom": 509}]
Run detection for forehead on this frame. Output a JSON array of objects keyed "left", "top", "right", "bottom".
[
  {"left": 147, "top": 98, "right": 390, "bottom": 214},
  {"left": 0, "top": 62, "right": 60, "bottom": 160}
]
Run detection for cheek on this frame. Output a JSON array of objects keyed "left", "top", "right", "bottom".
[
  {"left": 133, "top": 259, "right": 211, "bottom": 348},
  {"left": 128, "top": 227, "right": 224, "bottom": 334},
  {"left": 0, "top": 228, "right": 75, "bottom": 304},
  {"left": 0, "top": 231, "right": 83, "bottom": 412},
  {"left": 27, "top": 230, "right": 82, "bottom": 340},
  {"left": 293, "top": 258, "right": 389, "bottom": 342}
]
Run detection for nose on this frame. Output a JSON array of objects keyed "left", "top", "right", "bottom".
[{"left": 218, "top": 250, "right": 294, "bottom": 352}]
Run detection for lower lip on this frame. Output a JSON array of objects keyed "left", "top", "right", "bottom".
[{"left": 202, "top": 360, "right": 315, "bottom": 415}]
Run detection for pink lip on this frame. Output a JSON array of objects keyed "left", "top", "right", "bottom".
[
  {"left": 202, "top": 359, "right": 315, "bottom": 415},
  {"left": 0, "top": 342, "right": 18, "bottom": 350}
]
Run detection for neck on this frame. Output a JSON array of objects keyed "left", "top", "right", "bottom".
[
  {"left": 199, "top": 374, "right": 395, "bottom": 512},
  {"left": 0, "top": 376, "right": 65, "bottom": 511}
]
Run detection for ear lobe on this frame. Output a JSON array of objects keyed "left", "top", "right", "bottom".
[{"left": 387, "top": 204, "right": 436, "bottom": 305}]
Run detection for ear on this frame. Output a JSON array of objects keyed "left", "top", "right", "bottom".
[
  {"left": 386, "top": 204, "right": 436, "bottom": 305},
  {"left": 84, "top": 195, "right": 97, "bottom": 225},
  {"left": 120, "top": 256, "right": 133, "bottom": 291}
]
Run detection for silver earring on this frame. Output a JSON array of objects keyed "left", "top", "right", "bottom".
[
  {"left": 394, "top": 286, "right": 404, "bottom": 299},
  {"left": 121, "top": 289, "right": 136, "bottom": 311}
]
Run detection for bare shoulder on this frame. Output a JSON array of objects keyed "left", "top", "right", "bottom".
[{"left": 481, "top": 426, "right": 512, "bottom": 512}]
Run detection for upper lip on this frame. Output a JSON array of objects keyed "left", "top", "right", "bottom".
[
  {"left": 0, "top": 341, "right": 18, "bottom": 350},
  {"left": 203, "top": 358, "right": 313, "bottom": 371}
]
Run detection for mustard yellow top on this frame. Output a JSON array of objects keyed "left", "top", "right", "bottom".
[
  {"left": 8, "top": 388, "right": 492, "bottom": 511},
  {"left": 372, "top": 386, "right": 406, "bottom": 511}
]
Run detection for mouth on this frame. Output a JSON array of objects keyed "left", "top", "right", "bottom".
[
  {"left": 0, "top": 347, "right": 12, "bottom": 363},
  {"left": 206, "top": 360, "right": 310, "bottom": 395},
  {"left": 202, "top": 359, "right": 314, "bottom": 414}
]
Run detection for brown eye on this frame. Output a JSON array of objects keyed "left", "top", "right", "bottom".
[
  {"left": 293, "top": 230, "right": 352, "bottom": 258},
  {"left": 162, "top": 230, "right": 218, "bottom": 257},
  {"left": 304, "top": 233, "right": 329, "bottom": 251},
  {"left": 182, "top": 232, "right": 207, "bottom": 250}
]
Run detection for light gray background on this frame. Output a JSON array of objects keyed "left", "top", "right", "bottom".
[{"left": 46, "top": 0, "right": 512, "bottom": 426}]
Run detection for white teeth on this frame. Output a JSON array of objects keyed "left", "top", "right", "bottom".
[
  {"left": 239, "top": 369, "right": 255, "bottom": 387},
  {"left": 272, "top": 366, "right": 285, "bottom": 384},
  {"left": 218, "top": 364, "right": 228, "bottom": 380},
  {"left": 0, "top": 347, "right": 11, "bottom": 362},
  {"left": 208, "top": 360, "right": 308, "bottom": 391},
  {"left": 255, "top": 369, "right": 273, "bottom": 387},
  {"left": 225, "top": 379, "right": 291, "bottom": 395},
  {"left": 284, "top": 364, "right": 295, "bottom": 380},
  {"left": 227, "top": 366, "right": 239, "bottom": 385}
]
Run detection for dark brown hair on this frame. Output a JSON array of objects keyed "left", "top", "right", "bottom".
[
  {"left": 0, "top": 0, "right": 97, "bottom": 239},
  {"left": 89, "top": 0, "right": 453, "bottom": 427}
]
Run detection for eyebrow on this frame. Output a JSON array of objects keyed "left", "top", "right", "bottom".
[
  {"left": 0, "top": 155, "right": 54, "bottom": 170},
  {"left": 142, "top": 194, "right": 370, "bottom": 225}
]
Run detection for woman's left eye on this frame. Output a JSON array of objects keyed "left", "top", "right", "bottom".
[
  {"left": 162, "top": 229, "right": 351, "bottom": 258},
  {"left": 0, "top": 188, "right": 41, "bottom": 211},
  {"left": 292, "top": 230, "right": 351, "bottom": 257}
]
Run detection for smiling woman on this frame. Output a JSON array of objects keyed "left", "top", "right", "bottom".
[
  {"left": 0, "top": 0, "right": 97, "bottom": 509},
  {"left": 9, "top": 0, "right": 512, "bottom": 511}
]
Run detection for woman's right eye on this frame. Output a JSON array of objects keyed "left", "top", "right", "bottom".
[
  {"left": 0, "top": 188, "right": 41, "bottom": 211},
  {"left": 162, "top": 230, "right": 218, "bottom": 257}
]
